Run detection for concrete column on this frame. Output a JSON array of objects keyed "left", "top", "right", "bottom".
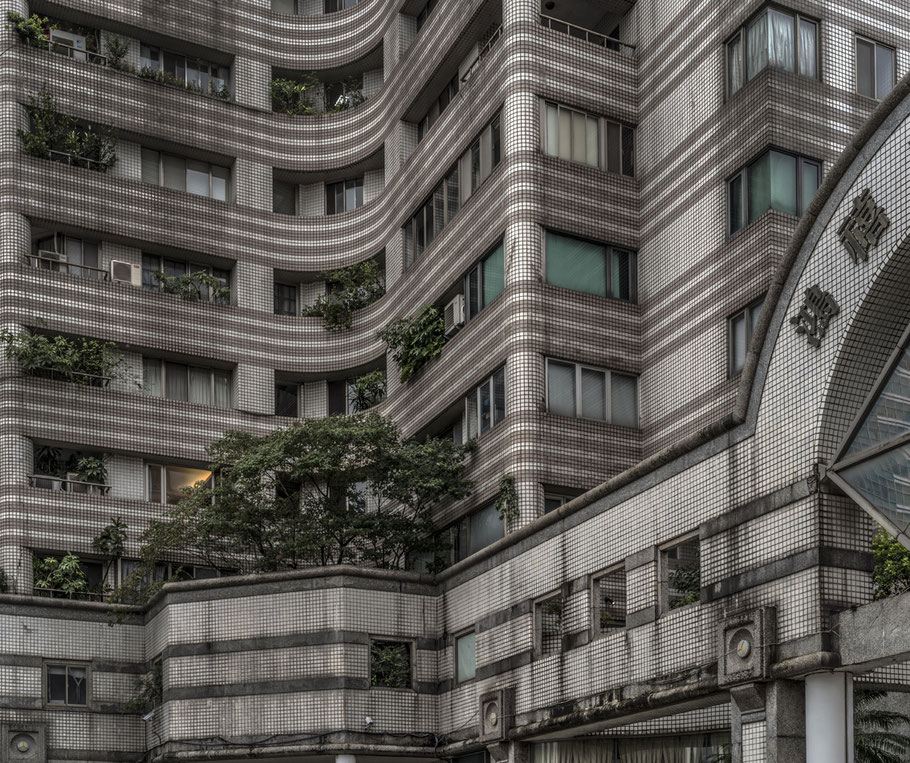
[
  {"left": 233, "top": 56, "right": 271, "bottom": 111},
  {"left": 731, "top": 680, "right": 806, "bottom": 763},
  {"left": 806, "top": 672, "right": 853, "bottom": 763}
]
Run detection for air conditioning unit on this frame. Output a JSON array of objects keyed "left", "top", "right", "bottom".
[
  {"left": 444, "top": 294, "right": 465, "bottom": 336},
  {"left": 36, "top": 250, "right": 66, "bottom": 263},
  {"left": 49, "top": 29, "right": 87, "bottom": 61},
  {"left": 110, "top": 260, "right": 142, "bottom": 287}
]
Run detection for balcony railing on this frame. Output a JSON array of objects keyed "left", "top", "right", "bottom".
[
  {"left": 461, "top": 25, "right": 503, "bottom": 83},
  {"left": 539, "top": 14, "right": 636, "bottom": 55},
  {"left": 33, "top": 587, "right": 108, "bottom": 602},
  {"left": 30, "top": 474, "right": 112, "bottom": 495},
  {"left": 46, "top": 149, "right": 110, "bottom": 171},
  {"left": 28, "top": 251, "right": 110, "bottom": 281},
  {"left": 27, "top": 366, "right": 112, "bottom": 387},
  {"left": 50, "top": 42, "right": 107, "bottom": 66}
]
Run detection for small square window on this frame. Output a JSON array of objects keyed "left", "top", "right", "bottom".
[
  {"left": 661, "top": 536, "right": 700, "bottom": 613},
  {"left": 593, "top": 567, "right": 626, "bottom": 634},
  {"left": 455, "top": 631, "right": 476, "bottom": 683},
  {"left": 856, "top": 37, "right": 895, "bottom": 100},
  {"left": 370, "top": 640, "right": 412, "bottom": 689},
  {"left": 535, "top": 593, "right": 564, "bottom": 656},
  {"left": 46, "top": 663, "right": 88, "bottom": 706}
]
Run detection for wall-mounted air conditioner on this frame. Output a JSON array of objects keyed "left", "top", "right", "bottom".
[
  {"left": 49, "top": 29, "right": 87, "bottom": 61},
  {"left": 444, "top": 294, "right": 465, "bottom": 336},
  {"left": 110, "top": 260, "right": 142, "bottom": 287},
  {"left": 36, "top": 250, "right": 66, "bottom": 262}
]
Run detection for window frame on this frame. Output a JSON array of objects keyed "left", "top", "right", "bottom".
[
  {"left": 464, "top": 240, "right": 506, "bottom": 321},
  {"left": 659, "top": 533, "right": 701, "bottom": 614},
  {"left": 726, "top": 6, "right": 820, "bottom": 99},
  {"left": 542, "top": 229, "right": 637, "bottom": 302},
  {"left": 454, "top": 628, "right": 478, "bottom": 684},
  {"left": 139, "top": 43, "right": 230, "bottom": 93},
  {"left": 275, "top": 382, "right": 300, "bottom": 417},
  {"left": 727, "top": 295, "right": 764, "bottom": 377},
  {"left": 727, "top": 148, "right": 821, "bottom": 234},
  {"left": 142, "top": 357, "right": 232, "bottom": 408},
  {"left": 141, "top": 148, "right": 230, "bottom": 202},
  {"left": 450, "top": 501, "right": 505, "bottom": 564},
  {"left": 44, "top": 661, "right": 91, "bottom": 709},
  {"left": 141, "top": 253, "right": 230, "bottom": 303},
  {"left": 325, "top": 177, "right": 364, "bottom": 215},
  {"left": 540, "top": 101, "right": 636, "bottom": 176},
  {"left": 463, "top": 366, "right": 507, "bottom": 441},
  {"left": 273, "top": 282, "right": 298, "bottom": 316},
  {"left": 544, "top": 358, "right": 639, "bottom": 427},
  {"left": 590, "top": 564, "right": 627, "bottom": 637},
  {"left": 145, "top": 463, "right": 214, "bottom": 504},
  {"left": 855, "top": 35, "right": 896, "bottom": 100},
  {"left": 368, "top": 638, "right": 415, "bottom": 691},
  {"left": 534, "top": 591, "right": 565, "bottom": 658}
]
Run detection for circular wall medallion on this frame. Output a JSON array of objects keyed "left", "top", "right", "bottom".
[
  {"left": 485, "top": 701, "right": 500, "bottom": 727},
  {"left": 736, "top": 637, "right": 752, "bottom": 658}
]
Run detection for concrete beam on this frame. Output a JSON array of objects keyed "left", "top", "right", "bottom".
[{"left": 835, "top": 589, "right": 910, "bottom": 672}]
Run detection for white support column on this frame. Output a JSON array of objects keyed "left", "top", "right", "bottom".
[{"left": 805, "top": 672, "right": 853, "bottom": 763}]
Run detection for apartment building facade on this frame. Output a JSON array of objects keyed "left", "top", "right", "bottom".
[{"left": 1, "top": 0, "right": 910, "bottom": 761}]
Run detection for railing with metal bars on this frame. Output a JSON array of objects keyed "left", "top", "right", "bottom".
[
  {"left": 29, "top": 474, "right": 112, "bottom": 495},
  {"left": 46, "top": 149, "right": 109, "bottom": 171},
  {"left": 28, "top": 252, "right": 110, "bottom": 280},
  {"left": 539, "top": 14, "right": 636, "bottom": 54},
  {"left": 50, "top": 42, "right": 107, "bottom": 65},
  {"left": 461, "top": 25, "right": 503, "bottom": 83},
  {"left": 29, "top": 367, "right": 112, "bottom": 387}
]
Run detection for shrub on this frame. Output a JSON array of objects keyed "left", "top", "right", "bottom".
[
  {"left": 152, "top": 270, "right": 230, "bottom": 303},
  {"left": 495, "top": 473, "right": 519, "bottom": 522},
  {"left": 104, "top": 33, "right": 130, "bottom": 71},
  {"left": 0, "top": 568, "right": 8, "bottom": 593},
  {"left": 17, "top": 87, "right": 117, "bottom": 172},
  {"left": 370, "top": 641, "right": 411, "bottom": 688},
  {"left": 872, "top": 527, "right": 910, "bottom": 599},
  {"left": 6, "top": 12, "right": 54, "bottom": 48},
  {"left": 0, "top": 329, "right": 125, "bottom": 384},
  {"left": 378, "top": 305, "right": 447, "bottom": 383},
  {"left": 126, "top": 661, "right": 163, "bottom": 713},
  {"left": 33, "top": 552, "right": 87, "bottom": 598},
  {"left": 271, "top": 74, "right": 321, "bottom": 115},
  {"left": 348, "top": 370, "right": 386, "bottom": 412},
  {"left": 304, "top": 260, "right": 384, "bottom": 330},
  {"left": 76, "top": 456, "right": 108, "bottom": 485}
]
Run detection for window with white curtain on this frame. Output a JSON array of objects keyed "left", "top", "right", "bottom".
[
  {"left": 728, "top": 149, "right": 820, "bottom": 233},
  {"left": 546, "top": 359, "right": 638, "bottom": 427},
  {"left": 728, "top": 296, "right": 763, "bottom": 376},
  {"left": 141, "top": 148, "right": 230, "bottom": 201},
  {"left": 856, "top": 36, "right": 895, "bottom": 100},
  {"left": 143, "top": 358, "right": 231, "bottom": 407},
  {"left": 541, "top": 102, "right": 635, "bottom": 176},
  {"left": 727, "top": 7, "right": 818, "bottom": 96},
  {"left": 463, "top": 367, "right": 507, "bottom": 440}
]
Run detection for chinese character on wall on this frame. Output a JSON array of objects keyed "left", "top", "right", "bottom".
[
  {"left": 837, "top": 189, "right": 889, "bottom": 264},
  {"left": 791, "top": 285, "right": 840, "bottom": 347}
]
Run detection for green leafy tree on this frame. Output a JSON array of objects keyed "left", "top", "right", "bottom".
[
  {"left": 33, "top": 552, "right": 87, "bottom": 598},
  {"left": 0, "top": 329, "right": 125, "bottom": 384},
  {"left": 271, "top": 73, "right": 322, "bottom": 115},
  {"left": 126, "top": 661, "right": 163, "bottom": 713},
  {"left": 17, "top": 87, "right": 117, "bottom": 171},
  {"left": 92, "top": 517, "right": 126, "bottom": 587},
  {"left": 872, "top": 528, "right": 910, "bottom": 600},
  {"left": 114, "top": 413, "right": 475, "bottom": 603},
  {"left": 378, "top": 305, "right": 447, "bottom": 383},
  {"left": 103, "top": 33, "right": 130, "bottom": 71},
  {"left": 370, "top": 641, "right": 411, "bottom": 688},
  {"left": 855, "top": 689, "right": 910, "bottom": 763},
  {"left": 495, "top": 473, "right": 518, "bottom": 522},
  {"left": 304, "top": 261, "right": 385, "bottom": 330},
  {"left": 152, "top": 270, "right": 230, "bottom": 303},
  {"left": 348, "top": 370, "right": 386, "bottom": 413}
]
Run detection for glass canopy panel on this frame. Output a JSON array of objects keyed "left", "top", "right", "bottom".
[
  {"left": 845, "top": 344, "right": 910, "bottom": 457},
  {"left": 840, "top": 443, "right": 910, "bottom": 535}
]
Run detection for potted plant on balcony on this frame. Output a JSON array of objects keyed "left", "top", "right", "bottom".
[
  {"left": 73, "top": 455, "right": 107, "bottom": 494},
  {"left": 33, "top": 445, "right": 64, "bottom": 491},
  {"left": 33, "top": 552, "right": 87, "bottom": 599}
]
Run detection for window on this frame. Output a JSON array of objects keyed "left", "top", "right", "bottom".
[
  {"left": 542, "top": 102, "right": 634, "bottom": 176},
  {"left": 33, "top": 234, "right": 103, "bottom": 280},
  {"left": 455, "top": 630, "right": 476, "bottom": 683},
  {"left": 46, "top": 664, "right": 88, "bottom": 706},
  {"left": 462, "top": 367, "right": 506, "bottom": 441},
  {"left": 370, "top": 640, "right": 411, "bottom": 689},
  {"left": 141, "top": 254, "right": 230, "bottom": 302},
  {"left": 141, "top": 148, "right": 230, "bottom": 201},
  {"left": 543, "top": 492, "right": 574, "bottom": 513},
  {"left": 146, "top": 464, "right": 213, "bottom": 504},
  {"left": 545, "top": 359, "right": 638, "bottom": 427},
  {"left": 416, "top": 0, "right": 438, "bottom": 32},
  {"left": 418, "top": 74, "right": 460, "bottom": 142},
  {"left": 728, "top": 149, "right": 820, "bottom": 233},
  {"left": 274, "top": 282, "right": 298, "bottom": 316},
  {"left": 327, "top": 376, "right": 385, "bottom": 415},
  {"left": 465, "top": 242, "right": 505, "bottom": 321},
  {"left": 139, "top": 44, "right": 230, "bottom": 95},
  {"left": 326, "top": 178, "right": 364, "bottom": 215},
  {"left": 856, "top": 37, "right": 895, "bottom": 100},
  {"left": 325, "top": 73, "right": 364, "bottom": 110},
  {"left": 275, "top": 383, "right": 299, "bottom": 417},
  {"left": 452, "top": 502, "right": 504, "bottom": 562},
  {"left": 662, "top": 536, "right": 700, "bottom": 612},
  {"left": 728, "top": 296, "right": 763, "bottom": 376},
  {"left": 535, "top": 594, "right": 564, "bottom": 656},
  {"left": 273, "top": 179, "right": 297, "bottom": 215},
  {"left": 271, "top": 0, "right": 297, "bottom": 13},
  {"left": 403, "top": 110, "right": 502, "bottom": 267},
  {"left": 325, "top": 0, "right": 358, "bottom": 11},
  {"left": 143, "top": 358, "right": 232, "bottom": 407},
  {"left": 727, "top": 8, "right": 817, "bottom": 96},
  {"left": 593, "top": 567, "right": 626, "bottom": 634},
  {"left": 544, "top": 231, "right": 636, "bottom": 301}
]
